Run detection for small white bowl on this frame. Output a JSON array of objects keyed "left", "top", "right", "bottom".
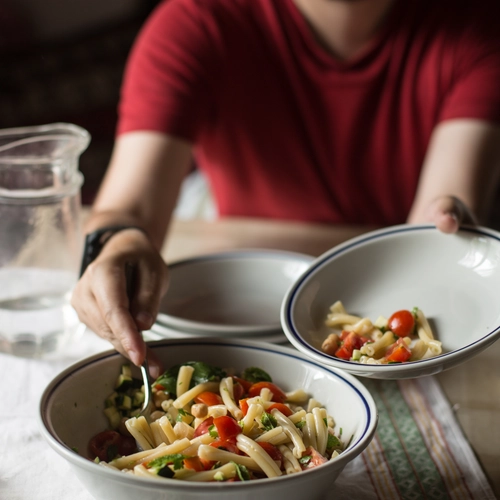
[
  {"left": 281, "top": 224, "right": 500, "bottom": 379},
  {"left": 156, "top": 250, "right": 313, "bottom": 336},
  {"left": 39, "top": 338, "right": 377, "bottom": 500}
]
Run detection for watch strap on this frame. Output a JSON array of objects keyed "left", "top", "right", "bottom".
[{"left": 79, "top": 225, "right": 145, "bottom": 277}]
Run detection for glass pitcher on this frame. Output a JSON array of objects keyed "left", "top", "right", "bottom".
[{"left": 0, "top": 123, "right": 90, "bottom": 358}]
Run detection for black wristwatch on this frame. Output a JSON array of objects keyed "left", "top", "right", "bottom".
[{"left": 79, "top": 225, "right": 145, "bottom": 277}]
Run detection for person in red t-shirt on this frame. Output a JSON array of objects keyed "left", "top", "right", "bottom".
[{"left": 72, "top": 0, "right": 500, "bottom": 372}]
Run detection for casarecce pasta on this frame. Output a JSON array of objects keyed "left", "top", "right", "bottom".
[
  {"left": 321, "top": 300, "right": 442, "bottom": 364},
  {"left": 88, "top": 362, "right": 348, "bottom": 482}
]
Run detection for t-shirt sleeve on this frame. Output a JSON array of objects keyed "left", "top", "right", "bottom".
[
  {"left": 116, "top": 0, "right": 220, "bottom": 140},
  {"left": 439, "top": 7, "right": 500, "bottom": 125}
]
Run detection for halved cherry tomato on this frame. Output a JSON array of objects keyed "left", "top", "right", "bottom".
[
  {"left": 335, "top": 331, "right": 370, "bottom": 360},
  {"left": 300, "top": 446, "right": 327, "bottom": 470},
  {"left": 387, "top": 310, "right": 415, "bottom": 337},
  {"left": 334, "top": 345, "right": 353, "bottom": 360},
  {"left": 385, "top": 338, "right": 411, "bottom": 362},
  {"left": 247, "top": 382, "right": 287, "bottom": 403},
  {"left": 267, "top": 403, "right": 293, "bottom": 417},
  {"left": 258, "top": 441, "right": 283, "bottom": 468},
  {"left": 232, "top": 381, "right": 244, "bottom": 401},
  {"left": 193, "top": 416, "right": 214, "bottom": 438},
  {"left": 199, "top": 456, "right": 216, "bottom": 470},
  {"left": 232, "top": 376, "right": 253, "bottom": 393},
  {"left": 210, "top": 437, "right": 241, "bottom": 455},
  {"left": 239, "top": 398, "right": 250, "bottom": 416},
  {"left": 183, "top": 456, "right": 205, "bottom": 471},
  {"left": 213, "top": 415, "right": 242, "bottom": 441},
  {"left": 194, "top": 391, "right": 223, "bottom": 406},
  {"left": 88, "top": 430, "right": 137, "bottom": 461}
]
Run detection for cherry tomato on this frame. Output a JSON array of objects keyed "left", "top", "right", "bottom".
[
  {"left": 213, "top": 415, "right": 242, "bottom": 441},
  {"left": 267, "top": 403, "right": 293, "bottom": 417},
  {"left": 385, "top": 338, "right": 412, "bottom": 362},
  {"left": 334, "top": 345, "right": 353, "bottom": 360},
  {"left": 239, "top": 398, "right": 250, "bottom": 416},
  {"left": 210, "top": 437, "right": 241, "bottom": 455},
  {"left": 193, "top": 416, "right": 214, "bottom": 438},
  {"left": 232, "top": 376, "right": 253, "bottom": 393},
  {"left": 232, "top": 381, "right": 244, "bottom": 401},
  {"left": 194, "top": 391, "right": 223, "bottom": 406},
  {"left": 183, "top": 456, "right": 205, "bottom": 471},
  {"left": 387, "top": 310, "right": 415, "bottom": 337},
  {"left": 247, "top": 382, "right": 287, "bottom": 403},
  {"left": 300, "top": 446, "right": 328, "bottom": 469},
  {"left": 258, "top": 441, "right": 283, "bottom": 468},
  {"left": 334, "top": 331, "right": 369, "bottom": 360},
  {"left": 88, "top": 430, "right": 136, "bottom": 461}
]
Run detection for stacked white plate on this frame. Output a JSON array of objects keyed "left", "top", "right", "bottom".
[{"left": 146, "top": 249, "right": 313, "bottom": 344}]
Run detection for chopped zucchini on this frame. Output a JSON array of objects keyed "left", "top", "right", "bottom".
[
  {"left": 115, "top": 374, "right": 134, "bottom": 391},
  {"left": 116, "top": 394, "right": 132, "bottom": 410},
  {"left": 104, "top": 406, "right": 122, "bottom": 429}
]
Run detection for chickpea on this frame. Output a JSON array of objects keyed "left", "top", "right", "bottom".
[
  {"left": 322, "top": 333, "right": 340, "bottom": 356},
  {"left": 190, "top": 403, "right": 209, "bottom": 419}
]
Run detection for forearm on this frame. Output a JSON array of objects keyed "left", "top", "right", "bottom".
[
  {"left": 408, "top": 119, "right": 500, "bottom": 225},
  {"left": 85, "top": 131, "right": 193, "bottom": 250}
]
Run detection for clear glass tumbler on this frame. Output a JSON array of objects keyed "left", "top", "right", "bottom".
[{"left": 0, "top": 123, "right": 90, "bottom": 358}]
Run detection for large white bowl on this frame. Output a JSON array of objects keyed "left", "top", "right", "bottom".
[
  {"left": 39, "top": 338, "right": 377, "bottom": 500},
  {"left": 281, "top": 224, "right": 500, "bottom": 379},
  {"left": 156, "top": 250, "right": 313, "bottom": 336}
]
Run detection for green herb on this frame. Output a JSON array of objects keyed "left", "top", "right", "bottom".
[
  {"left": 326, "top": 434, "right": 342, "bottom": 450},
  {"left": 232, "top": 462, "right": 251, "bottom": 481},
  {"left": 177, "top": 408, "right": 193, "bottom": 421},
  {"left": 71, "top": 447, "right": 79, "bottom": 454},
  {"left": 154, "top": 362, "right": 227, "bottom": 397},
  {"left": 299, "top": 455, "right": 312, "bottom": 465},
  {"left": 241, "top": 367, "right": 272, "bottom": 383},
  {"left": 209, "top": 424, "right": 219, "bottom": 439},
  {"left": 379, "top": 326, "right": 387, "bottom": 333},
  {"left": 295, "top": 420, "right": 306, "bottom": 430},
  {"left": 148, "top": 453, "right": 186, "bottom": 472},
  {"left": 261, "top": 412, "right": 278, "bottom": 431}
]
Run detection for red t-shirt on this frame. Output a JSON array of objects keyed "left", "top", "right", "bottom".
[{"left": 117, "top": 0, "right": 500, "bottom": 225}]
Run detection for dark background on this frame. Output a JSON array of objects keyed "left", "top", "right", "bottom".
[{"left": 0, "top": 0, "right": 161, "bottom": 205}]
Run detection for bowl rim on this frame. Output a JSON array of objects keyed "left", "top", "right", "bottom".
[
  {"left": 281, "top": 224, "right": 500, "bottom": 377},
  {"left": 158, "top": 249, "right": 314, "bottom": 335},
  {"left": 38, "top": 337, "right": 378, "bottom": 491}
]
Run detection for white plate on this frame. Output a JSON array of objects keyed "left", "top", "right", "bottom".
[
  {"left": 146, "top": 322, "right": 290, "bottom": 345},
  {"left": 281, "top": 224, "right": 500, "bottom": 379},
  {"left": 157, "top": 249, "right": 313, "bottom": 336}
]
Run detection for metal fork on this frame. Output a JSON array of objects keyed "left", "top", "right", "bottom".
[{"left": 125, "top": 263, "right": 152, "bottom": 419}]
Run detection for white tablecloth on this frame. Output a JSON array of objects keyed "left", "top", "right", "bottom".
[{"left": 1, "top": 329, "right": 496, "bottom": 500}]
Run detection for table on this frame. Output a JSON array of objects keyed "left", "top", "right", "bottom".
[
  {"left": 2, "top": 216, "right": 499, "bottom": 499},
  {"left": 162, "top": 217, "right": 500, "bottom": 494}
]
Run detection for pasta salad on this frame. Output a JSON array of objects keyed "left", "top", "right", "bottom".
[
  {"left": 88, "top": 361, "right": 348, "bottom": 482},
  {"left": 321, "top": 301, "right": 442, "bottom": 364}
]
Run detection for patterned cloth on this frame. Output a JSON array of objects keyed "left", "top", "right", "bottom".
[{"left": 329, "top": 377, "right": 496, "bottom": 499}]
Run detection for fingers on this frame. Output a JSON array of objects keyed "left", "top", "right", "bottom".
[
  {"left": 425, "top": 196, "right": 477, "bottom": 234},
  {"left": 130, "top": 257, "right": 168, "bottom": 332},
  {"left": 71, "top": 230, "right": 169, "bottom": 371}
]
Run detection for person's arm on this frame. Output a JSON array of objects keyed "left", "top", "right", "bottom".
[
  {"left": 407, "top": 119, "right": 500, "bottom": 233},
  {"left": 71, "top": 131, "right": 193, "bottom": 375}
]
